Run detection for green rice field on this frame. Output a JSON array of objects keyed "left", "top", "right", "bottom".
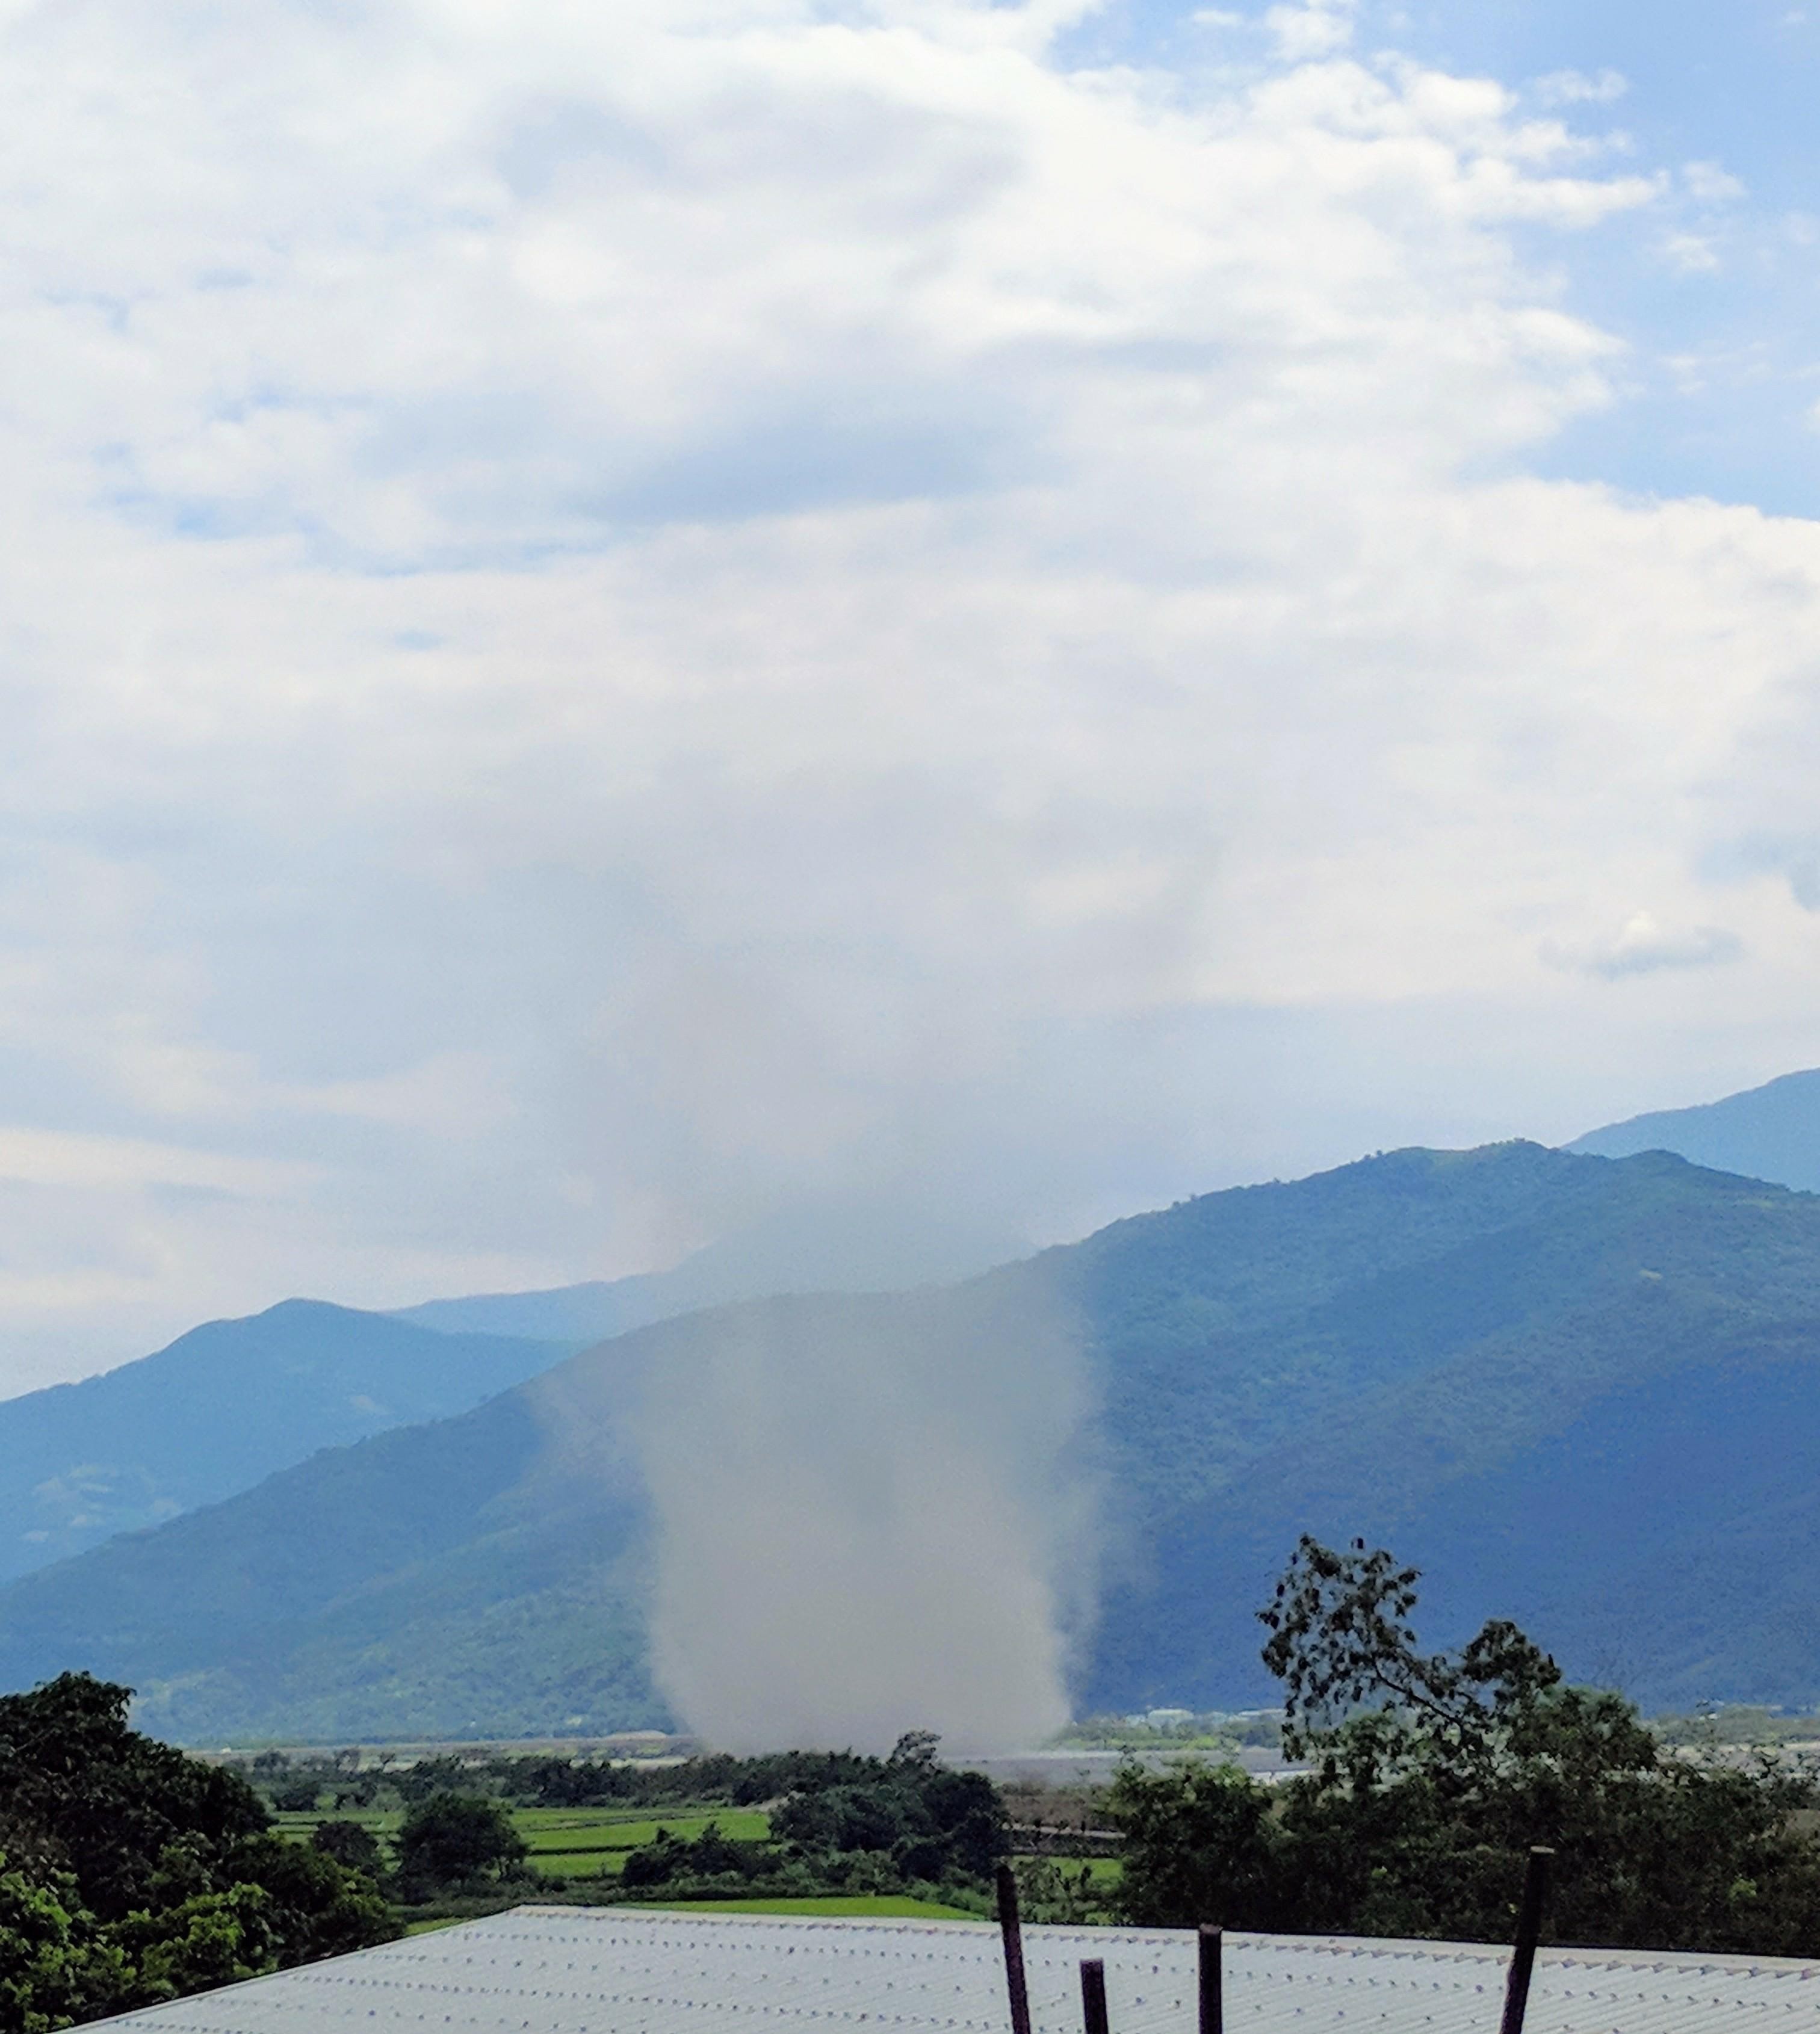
[
  {"left": 273, "top": 1803, "right": 772, "bottom": 1881},
  {"left": 273, "top": 1801, "right": 1109, "bottom": 1916}
]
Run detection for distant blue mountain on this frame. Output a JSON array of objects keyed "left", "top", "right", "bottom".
[
  {"left": 392, "top": 1279, "right": 651, "bottom": 1343},
  {"left": 392, "top": 1200, "right": 1029, "bottom": 1341},
  {"left": 0, "top": 1301, "right": 571, "bottom": 1584},
  {"left": 0, "top": 1202, "right": 1026, "bottom": 1593},
  {"left": 1570, "top": 1067, "right": 1820, "bottom": 1192}
]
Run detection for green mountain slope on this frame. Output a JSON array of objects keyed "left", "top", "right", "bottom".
[
  {"left": 0, "top": 1302, "right": 572, "bottom": 1584},
  {"left": 1086, "top": 1150, "right": 1820, "bottom": 1710},
  {"left": 1569, "top": 1066, "right": 1820, "bottom": 1190},
  {"left": 5, "top": 1143, "right": 1820, "bottom": 1738}
]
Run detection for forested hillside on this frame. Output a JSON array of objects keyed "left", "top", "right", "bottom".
[
  {"left": 0, "top": 1302, "right": 571, "bottom": 1584},
  {"left": 5, "top": 1143, "right": 1820, "bottom": 1738}
]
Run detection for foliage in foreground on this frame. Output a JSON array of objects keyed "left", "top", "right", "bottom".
[
  {"left": 0, "top": 1674, "right": 396, "bottom": 2033},
  {"left": 1112, "top": 1538, "right": 1820, "bottom": 1957}
]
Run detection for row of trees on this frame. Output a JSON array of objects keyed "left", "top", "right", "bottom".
[
  {"left": 253, "top": 1745, "right": 911, "bottom": 1817},
  {"left": 1106, "top": 1539, "right": 1820, "bottom": 1957}
]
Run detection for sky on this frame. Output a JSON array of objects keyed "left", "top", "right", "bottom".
[{"left": 3, "top": 0, "right": 1820, "bottom": 1392}]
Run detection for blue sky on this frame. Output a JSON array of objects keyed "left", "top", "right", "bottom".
[
  {"left": 1, "top": 0, "right": 1819, "bottom": 1388},
  {"left": 1060, "top": 0, "right": 1820, "bottom": 513}
]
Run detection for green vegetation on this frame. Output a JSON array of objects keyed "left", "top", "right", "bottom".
[
  {"left": 0, "top": 1673, "right": 395, "bottom": 2032},
  {"left": 0, "top": 1682, "right": 1046, "bottom": 2026},
  {"left": 394, "top": 1795, "right": 525, "bottom": 1903},
  {"left": 244, "top": 1731, "right": 1015, "bottom": 1928},
  {"left": 1110, "top": 1538, "right": 1820, "bottom": 1957},
  {"left": 1653, "top": 1706, "right": 1820, "bottom": 1749}
]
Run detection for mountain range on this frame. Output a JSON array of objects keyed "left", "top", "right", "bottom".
[
  {"left": 0, "top": 1304, "right": 571, "bottom": 1586},
  {"left": 0, "top": 1196, "right": 1024, "bottom": 1591},
  {"left": 1569, "top": 1066, "right": 1820, "bottom": 1191},
  {"left": 4, "top": 1136, "right": 1820, "bottom": 1739}
]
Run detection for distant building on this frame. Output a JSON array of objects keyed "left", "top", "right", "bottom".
[{"left": 77, "top": 1903, "right": 1820, "bottom": 2034}]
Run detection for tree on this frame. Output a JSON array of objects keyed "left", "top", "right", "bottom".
[
  {"left": 1107, "top": 1760, "right": 1280, "bottom": 1930},
  {"left": 1258, "top": 1535, "right": 1562, "bottom": 1779},
  {"left": 0, "top": 1672, "right": 397, "bottom": 2025},
  {"left": 311, "top": 1820, "right": 386, "bottom": 1884},
  {"left": 111, "top": 1886, "right": 276, "bottom": 2004},
  {"left": 0, "top": 1674, "right": 267, "bottom": 1923},
  {"left": 1109, "top": 1536, "right": 1820, "bottom": 1956},
  {"left": 394, "top": 1793, "right": 526, "bottom": 1900},
  {"left": 0, "top": 1857, "right": 129, "bottom": 2034},
  {"left": 769, "top": 1735, "right": 1008, "bottom": 1885},
  {"left": 223, "top": 1835, "right": 393, "bottom": 1962}
]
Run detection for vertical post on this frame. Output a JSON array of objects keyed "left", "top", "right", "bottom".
[
  {"left": 995, "top": 1863, "right": 1032, "bottom": 2034},
  {"left": 1080, "top": 1959, "right": 1110, "bottom": 2034},
  {"left": 1498, "top": 1847, "right": 1555, "bottom": 2034},
  {"left": 1198, "top": 1926, "right": 1223, "bottom": 2034}
]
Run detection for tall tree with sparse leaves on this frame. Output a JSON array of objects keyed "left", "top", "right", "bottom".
[{"left": 1111, "top": 1536, "right": 1820, "bottom": 1956}]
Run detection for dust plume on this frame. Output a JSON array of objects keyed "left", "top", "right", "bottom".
[{"left": 630, "top": 1275, "right": 1098, "bottom": 1752}]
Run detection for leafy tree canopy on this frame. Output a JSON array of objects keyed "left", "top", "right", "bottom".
[
  {"left": 0, "top": 1673, "right": 396, "bottom": 2030},
  {"left": 394, "top": 1793, "right": 526, "bottom": 1902},
  {"left": 1112, "top": 1538, "right": 1820, "bottom": 1957}
]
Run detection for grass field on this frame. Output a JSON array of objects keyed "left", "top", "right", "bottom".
[
  {"left": 273, "top": 1803, "right": 773, "bottom": 1882},
  {"left": 517, "top": 1808, "right": 771, "bottom": 1878}
]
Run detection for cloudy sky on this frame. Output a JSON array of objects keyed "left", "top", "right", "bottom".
[{"left": 2, "top": 0, "right": 1819, "bottom": 1390}]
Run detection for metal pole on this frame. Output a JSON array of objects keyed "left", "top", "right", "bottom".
[
  {"left": 995, "top": 1863, "right": 1032, "bottom": 2034},
  {"left": 1080, "top": 1959, "right": 1110, "bottom": 2034},
  {"left": 1498, "top": 1847, "right": 1555, "bottom": 2034},
  {"left": 1198, "top": 1926, "right": 1222, "bottom": 2034}
]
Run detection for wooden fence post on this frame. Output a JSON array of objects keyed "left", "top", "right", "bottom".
[
  {"left": 1498, "top": 1847, "right": 1555, "bottom": 2034},
  {"left": 1080, "top": 1959, "right": 1109, "bottom": 2034},
  {"left": 1198, "top": 1925, "right": 1222, "bottom": 2034},
  {"left": 995, "top": 1863, "right": 1032, "bottom": 2034}
]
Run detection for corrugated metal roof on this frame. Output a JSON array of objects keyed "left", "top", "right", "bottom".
[{"left": 81, "top": 1903, "right": 1820, "bottom": 2034}]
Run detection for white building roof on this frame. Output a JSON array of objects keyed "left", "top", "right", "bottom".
[{"left": 82, "top": 1902, "right": 1820, "bottom": 2034}]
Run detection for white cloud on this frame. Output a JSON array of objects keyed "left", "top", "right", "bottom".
[
  {"left": 1662, "top": 230, "right": 1722, "bottom": 273},
  {"left": 0, "top": 1, "right": 1812, "bottom": 1388},
  {"left": 0, "top": 1129, "right": 315, "bottom": 1197},
  {"left": 1683, "top": 159, "right": 1747, "bottom": 203},
  {"left": 1544, "top": 914, "right": 1745, "bottom": 983},
  {"left": 1533, "top": 68, "right": 1629, "bottom": 107},
  {"left": 1264, "top": 1, "right": 1355, "bottom": 59}
]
